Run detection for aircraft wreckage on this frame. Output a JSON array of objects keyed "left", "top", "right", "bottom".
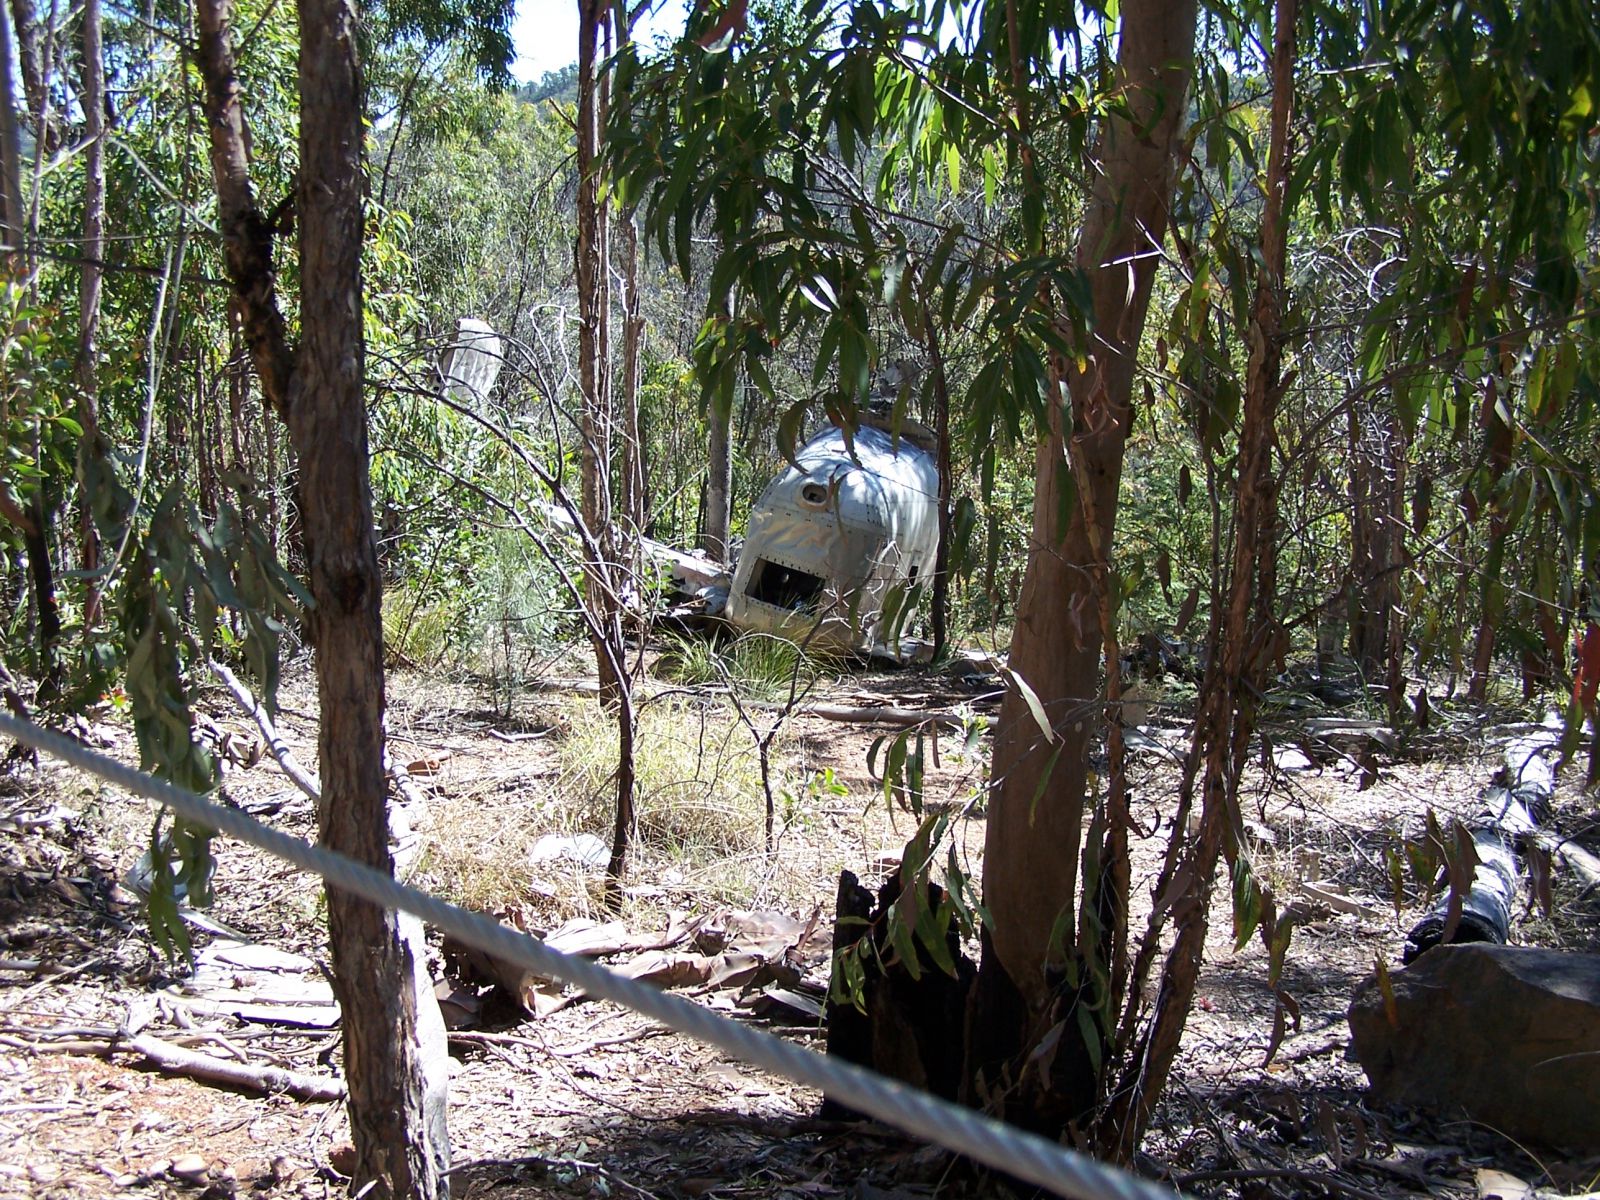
[{"left": 441, "top": 319, "right": 940, "bottom": 661}]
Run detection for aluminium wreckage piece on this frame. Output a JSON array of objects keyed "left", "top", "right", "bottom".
[{"left": 727, "top": 415, "right": 939, "bottom": 661}]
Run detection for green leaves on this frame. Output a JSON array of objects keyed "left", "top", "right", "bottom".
[{"left": 117, "top": 473, "right": 306, "bottom": 963}]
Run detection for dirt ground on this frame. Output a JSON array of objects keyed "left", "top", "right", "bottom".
[{"left": 3, "top": 650, "right": 1599, "bottom": 1200}]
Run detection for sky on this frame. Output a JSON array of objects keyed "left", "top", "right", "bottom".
[{"left": 511, "top": 0, "right": 692, "bottom": 83}]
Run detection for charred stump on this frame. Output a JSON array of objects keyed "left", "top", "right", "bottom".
[{"left": 822, "top": 868, "right": 974, "bottom": 1120}]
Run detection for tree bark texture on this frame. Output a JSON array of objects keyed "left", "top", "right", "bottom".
[
  {"left": 575, "top": 0, "right": 636, "bottom": 892},
  {"left": 0, "top": 3, "right": 29, "bottom": 262},
  {"left": 294, "top": 1, "right": 447, "bottom": 1193},
  {"left": 6, "top": 0, "right": 51, "bottom": 150},
  {"left": 1100, "top": 0, "right": 1297, "bottom": 1157},
  {"left": 701, "top": 390, "right": 732, "bottom": 561},
  {"left": 968, "top": 0, "right": 1196, "bottom": 1133},
  {"left": 193, "top": 0, "right": 294, "bottom": 420},
  {"left": 923, "top": 286, "right": 955, "bottom": 661},
  {"left": 194, "top": 0, "right": 449, "bottom": 1193},
  {"left": 619, "top": 207, "right": 647, "bottom": 538},
  {"left": 575, "top": 0, "right": 612, "bottom": 551},
  {"left": 1347, "top": 402, "right": 1405, "bottom": 689}
]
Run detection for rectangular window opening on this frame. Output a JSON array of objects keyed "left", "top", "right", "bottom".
[{"left": 746, "top": 559, "right": 826, "bottom": 612}]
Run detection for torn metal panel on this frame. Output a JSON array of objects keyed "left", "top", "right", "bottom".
[
  {"left": 727, "top": 422, "right": 940, "bottom": 656},
  {"left": 442, "top": 317, "right": 503, "bottom": 407}
]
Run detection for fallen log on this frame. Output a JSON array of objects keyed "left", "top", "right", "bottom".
[
  {"left": 27, "top": 1031, "right": 345, "bottom": 1101},
  {"left": 1403, "top": 736, "right": 1553, "bottom": 962}
]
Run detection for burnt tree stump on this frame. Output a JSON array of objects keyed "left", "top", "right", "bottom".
[{"left": 822, "top": 868, "right": 975, "bottom": 1120}]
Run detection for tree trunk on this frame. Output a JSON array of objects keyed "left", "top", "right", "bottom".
[
  {"left": 194, "top": 0, "right": 293, "bottom": 420},
  {"left": 22, "top": 494, "right": 59, "bottom": 689},
  {"left": 1099, "top": 0, "right": 1296, "bottom": 1158},
  {"left": 575, "top": 0, "right": 636, "bottom": 894},
  {"left": 6, "top": 0, "right": 47, "bottom": 143},
  {"left": 1348, "top": 401, "right": 1405, "bottom": 687},
  {"left": 0, "top": 4, "right": 27, "bottom": 264},
  {"left": 195, "top": 1, "right": 449, "bottom": 1193},
  {"left": 614, "top": 15, "right": 646, "bottom": 541},
  {"left": 967, "top": 0, "right": 1196, "bottom": 1135},
  {"left": 618, "top": 207, "right": 647, "bottom": 539},
  {"left": 294, "top": 4, "right": 447, "bottom": 1194},
  {"left": 702, "top": 390, "right": 732, "bottom": 562},
  {"left": 576, "top": 0, "right": 617, "bottom": 678},
  {"left": 575, "top": 0, "right": 611, "bottom": 543},
  {"left": 923, "top": 290, "right": 954, "bottom": 662},
  {"left": 76, "top": 0, "right": 105, "bottom": 626}
]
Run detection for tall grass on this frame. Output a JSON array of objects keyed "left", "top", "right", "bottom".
[
  {"left": 559, "top": 699, "right": 767, "bottom": 858},
  {"left": 655, "top": 631, "right": 828, "bottom": 702}
]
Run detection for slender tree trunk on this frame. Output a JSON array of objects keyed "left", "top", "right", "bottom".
[
  {"left": 1349, "top": 401, "right": 1404, "bottom": 683},
  {"left": 195, "top": 2, "right": 448, "bottom": 1194},
  {"left": 618, "top": 207, "right": 646, "bottom": 538},
  {"left": 1468, "top": 517, "right": 1507, "bottom": 700},
  {"left": 923, "top": 291, "right": 954, "bottom": 661},
  {"left": 194, "top": 0, "right": 293, "bottom": 420},
  {"left": 576, "top": 0, "right": 635, "bottom": 893},
  {"left": 1099, "top": 0, "right": 1296, "bottom": 1158},
  {"left": 702, "top": 391, "right": 732, "bottom": 561},
  {"left": 1469, "top": 373, "right": 1514, "bottom": 701},
  {"left": 966, "top": 0, "right": 1196, "bottom": 1135},
  {"left": 576, "top": 0, "right": 616, "bottom": 670},
  {"left": 76, "top": 0, "right": 105, "bottom": 625},
  {"left": 7, "top": 0, "right": 43, "bottom": 128},
  {"left": 0, "top": 1, "right": 25, "bottom": 265},
  {"left": 614, "top": 13, "right": 646, "bottom": 540}
]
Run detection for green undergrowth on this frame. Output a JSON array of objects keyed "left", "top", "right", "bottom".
[{"left": 654, "top": 631, "right": 833, "bottom": 702}]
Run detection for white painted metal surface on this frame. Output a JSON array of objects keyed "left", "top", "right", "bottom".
[
  {"left": 727, "top": 420, "right": 940, "bottom": 656},
  {"left": 441, "top": 317, "right": 503, "bottom": 407}
]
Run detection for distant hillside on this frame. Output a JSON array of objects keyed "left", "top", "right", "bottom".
[{"left": 517, "top": 64, "right": 578, "bottom": 105}]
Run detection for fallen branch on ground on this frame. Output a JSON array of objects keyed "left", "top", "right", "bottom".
[
  {"left": 12, "top": 1027, "right": 345, "bottom": 1101},
  {"left": 1533, "top": 831, "right": 1600, "bottom": 891},
  {"left": 210, "top": 660, "right": 320, "bottom": 800}
]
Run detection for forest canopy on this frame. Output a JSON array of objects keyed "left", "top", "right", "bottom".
[{"left": 0, "top": 0, "right": 1597, "bottom": 1193}]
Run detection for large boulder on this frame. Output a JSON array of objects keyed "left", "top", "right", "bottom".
[{"left": 1348, "top": 945, "right": 1600, "bottom": 1150}]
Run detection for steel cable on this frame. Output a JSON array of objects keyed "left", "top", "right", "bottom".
[{"left": 0, "top": 711, "right": 1181, "bottom": 1200}]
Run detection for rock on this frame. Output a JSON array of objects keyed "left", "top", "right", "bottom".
[
  {"left": 170, "top": 1154, "right": 208, "bottom": 1184},
  {"left": 1348, "top": 945, "right": 1600, "bottom": 1150}
]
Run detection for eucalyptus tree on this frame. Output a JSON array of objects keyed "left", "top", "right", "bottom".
[
  {"left": 612, "top": 0, "right": 1600, "bottom": 1157},
  {"left": 1296, "top": 2, "right": 1600, "bottom": 714},
  {"left": 190, "top": 0, "right": 516, "bottom": 1189}
]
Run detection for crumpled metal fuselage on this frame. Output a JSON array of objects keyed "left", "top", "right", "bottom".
[{"left": 727, "top": 424, "right": 940, "bottom": 656}]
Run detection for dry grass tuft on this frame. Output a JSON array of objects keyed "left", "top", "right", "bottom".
[{"left": 559, "top": 700, "right": 768, "bottom": 859}]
